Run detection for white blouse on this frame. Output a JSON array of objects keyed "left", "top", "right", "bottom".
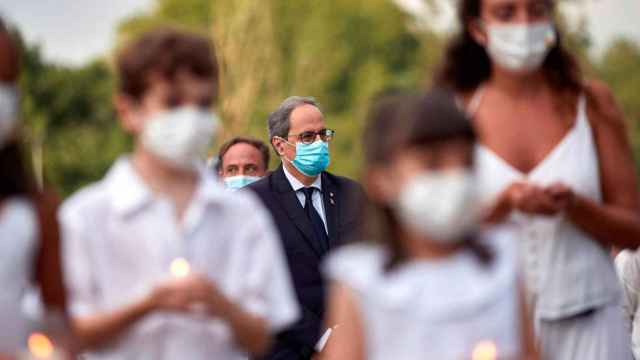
[
  {"left": 324, "top": 229, "right": 522, "bottom": 360},
  {"left": 0, "top": 197, "right": 38, "bottom": 353}
]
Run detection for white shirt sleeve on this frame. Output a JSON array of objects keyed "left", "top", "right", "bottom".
[
  {"left": 59, "top": 201, "right": 100, "bottom": 318},
  {"left": 238, "top": 196, "right": 300, "bottom": 332},
  {"left": 616, "top": 250, "right": 640, "bottom": 359}
]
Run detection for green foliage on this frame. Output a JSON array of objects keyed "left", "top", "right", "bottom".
[
  {"left": 13, "top": 0, "right": 640, "bottom": 196},
  {"left": 210, "top": 0, "right": 430, "bottom": 177},
  {"left": 596, "top": 38, "right": 640, "bottom": 170},
  {"left": 18, "top": 40, "right": 130, "bottom": 196},
  {"left": 117, "top": 0, "right": 213, "bottom": 42}
]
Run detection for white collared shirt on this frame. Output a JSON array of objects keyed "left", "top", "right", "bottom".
[
  {"left": 282, "top": 165, "right": 328, "bottom": 233},
  {"left": 60, "top": 157, "right": 299, "bottom": 360}
]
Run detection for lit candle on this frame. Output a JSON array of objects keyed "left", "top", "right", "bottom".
[
  {"left": 471, "top": 340, "right": 497, "bottom": 360},
  {"left": 170, "top": 257, "right": 191, "bottom": 278},
  {"left": 17, "top": 332, "right": 63, "bottom": 360}
]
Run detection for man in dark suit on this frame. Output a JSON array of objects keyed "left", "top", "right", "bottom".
[{"left": 248, "top": 96, "right": 363, "bottom": 360}]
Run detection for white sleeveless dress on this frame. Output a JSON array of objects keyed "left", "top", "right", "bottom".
[
  {"left": 324, "top": 229, "right": 522, "bottom": 360},
  {"left": 470, "top": 91, "right": 631, "bottom": 359},
  {"left": 0, "top": 197, "right": 39, "bottom": 353}
]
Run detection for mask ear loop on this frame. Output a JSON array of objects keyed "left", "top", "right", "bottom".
[{"left": 274, "top": 136, "right": 296, "bottom": 162}]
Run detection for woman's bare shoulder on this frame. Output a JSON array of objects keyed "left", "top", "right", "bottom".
[{"left": 584, "top": 79, "right": 626, "bottom": 129}]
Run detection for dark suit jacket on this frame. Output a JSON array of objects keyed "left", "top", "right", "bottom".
[{"left": 247, "top": 165, "right": 364, "bottom": 360}]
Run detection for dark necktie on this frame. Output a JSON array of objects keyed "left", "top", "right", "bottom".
[{"left": 301, "top": 187, "right": 329, "bottom": 252}]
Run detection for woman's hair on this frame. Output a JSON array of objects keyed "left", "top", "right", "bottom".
[
  {"left": 0, "top": 141, "right": 37, "bottom": 200},
  {"left": 0, "top": 18, "right": 37, "bottom": 200},
  {"left": 362, "top": 88, "right": 493, "bottom": 270},
  {"left": 434, "top": 0, "right": 582, "bottom": 95}
]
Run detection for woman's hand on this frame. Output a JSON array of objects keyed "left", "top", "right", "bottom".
[
  {"left": 508, "top": 182, "right": 560, "bottom": 216},
  {"left": 485, "top": 182, "right": 562, "bottom": 223},
  {"left": 544, "top": 182, "right": 576, "bottom": 213}
]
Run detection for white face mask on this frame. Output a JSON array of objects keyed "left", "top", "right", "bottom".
[
  {"left": 395, "top": 169, "right": 478, "bottom": 244},
  {"left": 223, "top": 175, "right": 261, "bottom": 190},
  {"left": 0, "top": 83, "right": 19, "bottom": 148},
  {"left": 141, "top": 106, "right": 219, "bottom": 170},
  {"left": 485, "top": 21, "right": 557, "bottom": 73}
]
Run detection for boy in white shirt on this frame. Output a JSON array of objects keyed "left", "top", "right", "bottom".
[{"left": 59, "top": 28, "right": 299, "bottom": 359}]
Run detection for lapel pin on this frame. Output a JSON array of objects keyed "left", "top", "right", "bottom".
[
  {"left": 330, "top": 192, "right": 334, "bottom": 197},
  {"left": 330, "top": 199, "right": 335, "bottom": 205}
]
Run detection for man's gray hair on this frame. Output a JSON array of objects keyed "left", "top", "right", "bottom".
[{"left": 267, "top": 96, "right": 321, "bottom": 142}]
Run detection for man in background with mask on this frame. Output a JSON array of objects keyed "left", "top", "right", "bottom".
[
  {"left": 59, "top": 28, "right": 299, "bottom": 359},
  {"left": 247, "top": 96, "right": 364, "bottom": 360},
  {"left": 217, "top": 136, "right": 270, "bottom": 190}
]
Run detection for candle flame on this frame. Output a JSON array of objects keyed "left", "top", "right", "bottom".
[
  {"left": 170, "top": 257, "right": 191, "bottom": 277},
  {"left": 28, "top": 332, "right": 54, "bottom": 359},
  {"left": 472, "top": 340, "right": 497, "bottom": 360}
]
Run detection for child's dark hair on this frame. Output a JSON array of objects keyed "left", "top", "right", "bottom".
[
  {"left": 362, "top": 88, "right": 493, "bottom": 270},
  {"left": 116, "top": 27, "right": 219, "bottom": 102}
]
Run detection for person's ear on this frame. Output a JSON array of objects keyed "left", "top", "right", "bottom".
[
  {"left": 217, "top": 161, "right": 224, "bottom": 177},
  {"left": 114, "top": 94, "right": 144, "bottom": 135},
  {"left": 468, "top": 18, "right": 488, "bottom": 46},
  {"left": 272, "top": 137, "right": 286, "bottom": 157}
]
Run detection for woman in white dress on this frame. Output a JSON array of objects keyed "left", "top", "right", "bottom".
[
  {"left": 434, "top": 0, "right": 639, "bottom": 358},
  {"left": 0, "top": 18, "right": 69, "bottom": 357},
  {"left": 321, "top": 90, "right": 537, "bottom": 360}
]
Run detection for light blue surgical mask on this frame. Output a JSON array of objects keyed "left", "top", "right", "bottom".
[
  {"left": 224, "top": 175, "right": 261, "bottom": 190},
  {"left": 281, "top": 139, "right": 330, "bottom": 177}
]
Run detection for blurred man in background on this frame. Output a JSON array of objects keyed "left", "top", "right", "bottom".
[
  {"left": 217, "top": 136, "right": 270, "bottom": 190},
  {"left": 59, "top": 28, "right": 299, "bottom": 359}
]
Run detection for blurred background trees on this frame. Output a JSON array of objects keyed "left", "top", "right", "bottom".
[{"left": 12, "top": 0, "right": 640, "bottom": 196}]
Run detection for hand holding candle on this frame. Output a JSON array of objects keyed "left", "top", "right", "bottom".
[
  {"left": 177, "top": 273, "right": 230, "bottom": 317},
  {"left": 170, "top": 257, "right": 191, "bottom": 278},
  {"left": 149, "top": 276, "right": 195, "bottom": 312},
  {"left": 149, "top": 259, "right": 227, "bottom": 316},
  {"left": 16, "top": 332, "right": 65, "bottom": 360}
]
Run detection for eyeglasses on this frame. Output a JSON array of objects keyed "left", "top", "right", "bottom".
[{"left": 288, "top": 129, "right": 335, "bottom": 144}]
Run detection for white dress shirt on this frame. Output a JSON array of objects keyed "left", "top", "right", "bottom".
[
  {"left": 60, "top": 157, "right": 299, "bottom": 360},
  {"left": 282, "top": 165, "right": 327, "bottom": 233}
]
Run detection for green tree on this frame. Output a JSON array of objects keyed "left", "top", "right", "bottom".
[
  {"left": 211, "top": 0, "right": 428, "bottom": 175},
  {"left": 117, "top": 0, "right": 428, "bottom": 177},
  {"left": 597, "top": 38, "right": 640, "bottom": 169},
  {"left": 117, "top": 0, "right": 212, "bottom": 43},
  {"left": 18, "top": 39, "right": 129, "bottom": 196},
  {"left": 17, "top": 0, "right": 639, "bottom": 197}
]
